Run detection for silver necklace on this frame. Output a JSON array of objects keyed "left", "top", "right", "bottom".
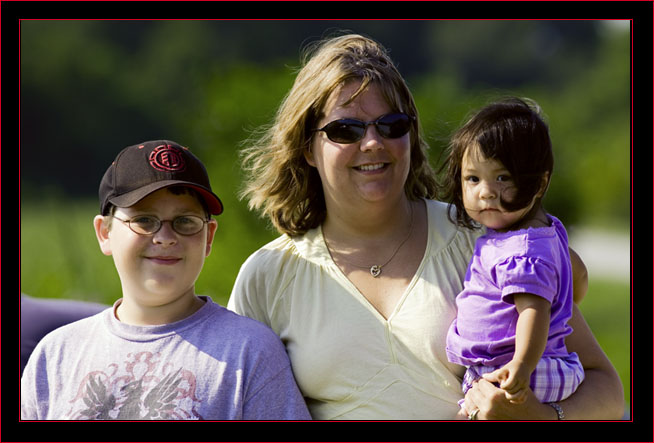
[{"left": 327, "top": 204, "right": 414, "bottom": 278}]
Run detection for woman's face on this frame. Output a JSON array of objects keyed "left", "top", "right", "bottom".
[{"left": 305, "top": 80, "right": 412, "bottom": 212}]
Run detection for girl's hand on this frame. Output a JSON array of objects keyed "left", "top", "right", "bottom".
[{"left": 483, "top": 360, "right": 531, "bottom": 404}]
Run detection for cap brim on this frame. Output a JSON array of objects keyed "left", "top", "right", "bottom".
[{"left": 108, "top": 180, "right": 223, "bottom": 215}]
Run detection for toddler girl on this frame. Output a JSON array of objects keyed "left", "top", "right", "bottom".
[{"left": 443, "top": 97, "right": 585, "bottom": 417}]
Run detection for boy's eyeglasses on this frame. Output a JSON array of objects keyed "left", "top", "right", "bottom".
[
  {"left": 312, "top": 112, "right": 415, "bottom": 144},
  {"left": 111, "top": 215, "right": 209, "bottom": 236}
]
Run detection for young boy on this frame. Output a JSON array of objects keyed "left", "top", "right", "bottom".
[{"left": 21, "top": 140, "right": 311, "bottom": 420}]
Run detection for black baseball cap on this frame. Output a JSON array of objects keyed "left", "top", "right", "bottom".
[{"left": 99, "top": 140, "right": 223, "bottom": 216}]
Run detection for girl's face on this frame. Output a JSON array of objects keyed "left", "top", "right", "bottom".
[
  {"left": 305, "top": 80, "right": 412, "bottom": 211},
  {"left": 461, "top": 146, "right": 538, "bottom": 231}
]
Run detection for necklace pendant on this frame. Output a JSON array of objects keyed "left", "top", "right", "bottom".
[{"left": 370, "top": 265, "right": 381, "bottom": 278}]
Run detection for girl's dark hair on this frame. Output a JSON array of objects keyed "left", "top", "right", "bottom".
[{"left": 440, "top": 97, "right": 553, "bottom": 229}]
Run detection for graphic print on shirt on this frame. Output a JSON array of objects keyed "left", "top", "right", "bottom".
[{"left": 67, "top": 351, "right": 203, "bottom": 420}]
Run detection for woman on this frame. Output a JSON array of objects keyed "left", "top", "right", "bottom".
[{"left": 228, "top": 33, "right": 623, "bottom": 420}]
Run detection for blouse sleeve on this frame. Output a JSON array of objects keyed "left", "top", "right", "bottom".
[
  {"left": 495, "top": 255, "right": 559, "bottom": 304},
  {"left": 228, "top": 235, "right": 298, "bottom": 333}
]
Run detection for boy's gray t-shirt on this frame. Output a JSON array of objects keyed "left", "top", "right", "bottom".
[{"left": 21, "top": 296, "right": 311, "bottom": 420}]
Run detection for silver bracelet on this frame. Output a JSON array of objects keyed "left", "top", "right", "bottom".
[{"left": 548, "top": 402, "right": 565, "bottom": 420}]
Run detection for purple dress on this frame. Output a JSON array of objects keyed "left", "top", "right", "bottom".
[{"left": 445, "top": 215, "right": 584, "bottom": 402}]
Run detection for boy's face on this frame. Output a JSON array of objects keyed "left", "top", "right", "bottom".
[{"left": 94, "top": 187, "right": 217, "bottom": 315}]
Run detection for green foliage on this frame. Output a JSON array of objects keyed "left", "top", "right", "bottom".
[
  {"left": 21, "top": 200, "right": 121, "bottom": 304},
  {"left": 20, "top": 198, "right": 275, "bottom": 306},
  {"left": 548, "top": 32, "right": 630, "bottom": 228},
  {"left": 412, "top": 26, "right": 630, "bottom": 229},
  {"left": 20, "top": 21, "right": 630, "bottom": 232}
]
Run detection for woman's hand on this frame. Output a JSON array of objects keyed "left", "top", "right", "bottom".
[
  {"left": 463, "top": 378, "right": 557, "bottom": 420},
  {"left": 464, "top": 303, "right": 624, "bottom": 420},
  {"left": 454, "top": 407, "right": 470, "bottom": 420}
]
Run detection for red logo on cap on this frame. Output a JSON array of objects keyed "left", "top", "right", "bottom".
[{"left": 149, "top": 145, "right": 186, "bottom": 172}]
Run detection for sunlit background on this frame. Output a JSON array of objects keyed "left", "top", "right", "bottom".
[{"left": 20, "top": 20, "right": 631, "bottom": 415}]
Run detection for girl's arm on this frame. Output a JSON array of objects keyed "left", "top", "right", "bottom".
[
  {"left": 463, "top": 304, "right": 624, "bottom": 419},
  {"left": 482, "top": 293, "right": 551, "bottom": 403}
]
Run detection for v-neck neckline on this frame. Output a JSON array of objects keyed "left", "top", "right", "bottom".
[{"left": 315, "top": 199, "right": 432, "bottom": 322}]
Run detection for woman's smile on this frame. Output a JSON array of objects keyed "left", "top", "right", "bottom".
[{"left": 354, "top": 162, "right": 388, "bottom": 172}]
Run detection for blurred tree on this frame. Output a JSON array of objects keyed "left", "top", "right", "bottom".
[
  {"left": 423, "top": 21, "right": 601, "bottom": 89},
  {"left": 20, "top": 20, "right": 629, "bottom": 230},
  {"left": 543, "top": 24, "right": 630, "bottom": 228},
  {"left": 412, "top": 21, "right": 629, "bottom": 228},
  {"left": 20, "top": 21, "right": 165, "bottom": 199}
]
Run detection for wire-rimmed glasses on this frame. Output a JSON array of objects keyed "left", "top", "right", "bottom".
[{"left": 111, "top": 214, "right": 209, "bottom": 236}]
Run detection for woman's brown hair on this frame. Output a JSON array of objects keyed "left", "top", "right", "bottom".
[{"left": 239, "top": 33, "right": 439, "bottom": 236}]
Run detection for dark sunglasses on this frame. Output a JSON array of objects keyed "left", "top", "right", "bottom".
[{"left": 312, "top": 112, "right": 415, "bottom": 144}]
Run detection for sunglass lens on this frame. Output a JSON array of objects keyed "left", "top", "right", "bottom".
[
  {"left": 376, "top": 113, "right": 412, "bottom": 138},
  {"left": 324, "top": 120, "right": 365, "bottom": 144}
]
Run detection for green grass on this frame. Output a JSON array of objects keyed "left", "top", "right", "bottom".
[
  {"left": 20, "top": 198, "right": 276, "bottom": 307},
  {"left": 21, "top": 198, "right": 630, "bottom": 410},
  {"left": 20, "top": 199, "right": 122, "bottom": 304},
  {"left": 578, "top": 278, "right": 631, "bottom": 407}
]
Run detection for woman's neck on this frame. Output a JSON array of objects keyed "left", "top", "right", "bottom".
[{"left": 322, "top": 196, "right": 415, "bottom": 245}]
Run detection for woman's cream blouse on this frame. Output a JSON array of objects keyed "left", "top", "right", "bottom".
[{"left": 228, "top": 199, "right": 480, "bottom": 420}]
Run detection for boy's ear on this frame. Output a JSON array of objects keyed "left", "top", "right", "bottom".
[
  {"left": 93, "top": 215, "right": 113, "bottom": 256},
  {"left": 204, "top": 219, "right": 218, "bottom": 257}
]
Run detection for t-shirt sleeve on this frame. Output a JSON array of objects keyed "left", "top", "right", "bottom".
[
  {"left": 239, "top": 323, "right": 311, "bottom": 420},
  {"left": 495, "top": 255, "right": 558, "bottom": 304},
  {"left": 21, "top": 295, "right": 107, "bottom": 375},
  {"left": 20, "top": 337, "right": 50, "bottom": 420},
  {"left": 20, "top": 356, "right": 39, "bottom": 419},
  {"left": 243, "top": 364, "right": 311, "bottom": 420}
]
